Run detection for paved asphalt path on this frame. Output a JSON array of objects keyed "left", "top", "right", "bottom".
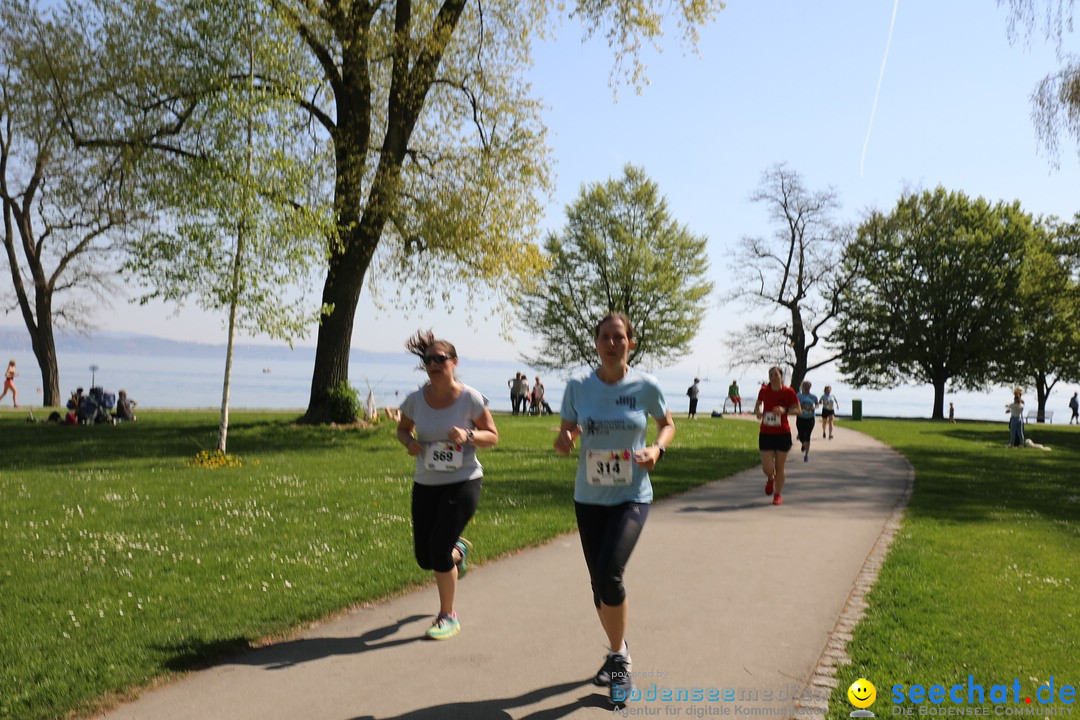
[{"left": 97, "top": 421, "right": 912, "bottom": 720}]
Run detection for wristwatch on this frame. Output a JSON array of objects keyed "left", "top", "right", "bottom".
[
  {"left": 656, "top": 444, "right": 666, "bottom": 460},
  {"left": 466, "top": 429, "right": 475, "bottom": 443}
]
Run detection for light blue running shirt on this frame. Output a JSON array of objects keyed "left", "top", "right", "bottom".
[
  {"left": 560, "top": 368, "right": 668, "bottom": 506},
  {"left": 797, "top": 392, "right": 819, "bottom": 419}
]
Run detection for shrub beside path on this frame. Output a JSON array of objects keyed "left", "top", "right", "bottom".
[{"left": 97, "top": 423, "right": 912, "bottom": 720}]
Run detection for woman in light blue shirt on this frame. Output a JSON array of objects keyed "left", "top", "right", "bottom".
[
  {"left": 795, "top": 381, "right": 819, "bottom": 462},
  {"left": 554, "top": 313, "right": 675, "bottom": 707}
]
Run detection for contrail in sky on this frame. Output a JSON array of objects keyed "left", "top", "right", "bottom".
[{"left": 861, "top": 0, "right": 901, "bottom": 176}]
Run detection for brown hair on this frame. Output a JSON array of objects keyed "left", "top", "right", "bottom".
[
  {"left": 594, "top": 312, "right": 635, "bottom": 340},
  {"left": 404, "top": 330, "right": 457, "bottom": 369}
]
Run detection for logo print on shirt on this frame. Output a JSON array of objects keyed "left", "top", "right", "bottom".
[{"left": 615, "top": 395, "right": 637, "bottom": 410}]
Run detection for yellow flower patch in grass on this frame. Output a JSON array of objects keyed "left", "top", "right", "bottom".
[{"left": 191, "top": 449, "right": 244, "bottom": 469}]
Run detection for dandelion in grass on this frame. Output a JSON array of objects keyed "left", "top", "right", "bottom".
[{"left": 190, "top": 449, "right": 244, "bottom": 469}]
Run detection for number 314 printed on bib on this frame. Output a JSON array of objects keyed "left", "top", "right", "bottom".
[{"left": 586, "top": 449, "right": 633, "bottom": 486}]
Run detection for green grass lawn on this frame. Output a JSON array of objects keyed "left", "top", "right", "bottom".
[
  {"left": 5, "top": 412, "right": 1076, "bottom": 720},
  {"left": 0, "top": 410, "right": 760, "bottom": 720},
  {"left": 827, "top": 420, "right": 1080, "bottom": 717}
]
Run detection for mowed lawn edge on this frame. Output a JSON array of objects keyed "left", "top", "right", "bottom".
[
  {"left": 0, "top": 411, "right": 761, "bottom": 720},
  {"left": 825, "top": 420, "right": 1080, "bottom": 719}
]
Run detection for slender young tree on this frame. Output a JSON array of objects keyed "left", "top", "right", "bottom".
[
  {"left": 120, "top": 0, "right": 331, "bottom": 450},
  {"left": 520, "top": 164, "right": 713, "bottom": 371}
]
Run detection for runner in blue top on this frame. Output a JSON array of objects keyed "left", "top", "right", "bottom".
[
  {"left": 795, "top": 381, "right": 819, "bottom": 463},
  {"left": 555, "top": 312, "right": 675, "bottom": 708}
]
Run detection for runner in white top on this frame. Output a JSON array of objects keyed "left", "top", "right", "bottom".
[{"left": 397, "top": 330, "right": 498, "bottom": 640}]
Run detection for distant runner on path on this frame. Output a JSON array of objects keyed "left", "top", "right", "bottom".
[{"left": 755, "top": 367, "right": 800, "bottom": 506}]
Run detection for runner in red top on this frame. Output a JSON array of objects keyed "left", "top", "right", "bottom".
[{"left": 754, "top": 366, "right": 801, "bottom": 506}]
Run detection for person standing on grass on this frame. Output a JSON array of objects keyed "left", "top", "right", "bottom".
[
  {"left": 728, "top": 380, "right": 741, "bottom": 413},
  {"left": 1, "top": 359, "right": 18, "bottom": 408},
  {"left": 755, "top": 366, "right": 801, "bottom": 506},
  {"left": 554, "top": 312, "right": 674, "bottom": 707},
  {"left": 949, "top": 402, "right": 956, "bottom": 424},
  {"left": 687, "top": 377, "right": 701, "bottom": 419},
  {"left": 819, "top": 385, "right": 839, "bottom": 439},
  {"left": 1069, "top": 392, "right": 1078, "bottom": 425},
  {"left": 1006, "top": 388, "right": 1025, "bottom": 448},
  {"left": 795, "top": 380, "right": 819, "bottom": 463},
  {"left": 397, "top": 330, "right": 499, "bottom": 640},
  {"left": 532, "top": 375, "right": 546, "bottom": 415},
  {"left": 507, "top": 373, "right": 520, "bottom": 415}
]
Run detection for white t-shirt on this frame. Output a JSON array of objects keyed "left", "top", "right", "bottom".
[{"left": 400, "top": 384, "right": 488, "bottom": 486}]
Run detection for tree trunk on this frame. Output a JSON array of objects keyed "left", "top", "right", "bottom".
[
  {"left": 930, "top": 375, "right": 946, "bottom": 420},
  {"left": 302, "top": 225, "right": 377, "bottom": 423},
  {"left": 26, "top": 304, "right": 62, "bottom": 407},
  {"left": 218, "top": 306, "right": 236, "bottom": 452},
  {"left": 1033, "top": 371, "right": 1052, "bottom": 423},
  {"left": 789, "top": 306, "right": 807, "bottom": 391}
]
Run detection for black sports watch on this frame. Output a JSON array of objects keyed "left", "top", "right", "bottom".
[
  {"left": 656, "top": 444, "right": 666, "bottom": 459},
  {"left": 466, "top": 429, "right": 475, "bottom": 443}
]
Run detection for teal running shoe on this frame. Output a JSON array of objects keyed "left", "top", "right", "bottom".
[
  {"left": 454, "top": 537, "right": 473, "bottom": 578},
  {"left": 425, "top": 613, "right": 460, "bottom": 640}
]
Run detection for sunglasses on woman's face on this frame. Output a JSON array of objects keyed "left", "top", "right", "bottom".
[{"left": 423, "top": 354, "right": 455, "bottom": 366}]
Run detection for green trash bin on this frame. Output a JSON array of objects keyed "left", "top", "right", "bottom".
[{"left": 851, "top": 399, "right": 863, "bottom": 421}]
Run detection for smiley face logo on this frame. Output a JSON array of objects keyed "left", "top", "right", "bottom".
[{"left": 848, "top": 678, "right": 876, "bottom": 709}]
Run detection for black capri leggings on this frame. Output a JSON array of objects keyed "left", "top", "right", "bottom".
[
  {"left": 411, "top": 479, "right": 482, "bottom": 573},
  {"left": 575, "top": 501, "right": 650, "bottom": 607},
  {"left": 795, "top": 416, "right": 816, "bottom": 443}
]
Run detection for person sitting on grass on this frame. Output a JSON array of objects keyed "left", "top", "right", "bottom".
[{"left": 114, "top": 390, "right": 137, "bottom": 422}]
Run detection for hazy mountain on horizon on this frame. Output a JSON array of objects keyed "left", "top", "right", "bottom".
[{"left": 0, "top": 325, "right": 519, "bottom": 367}]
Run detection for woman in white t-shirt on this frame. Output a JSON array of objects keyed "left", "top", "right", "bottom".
[{"left": 396, "top": 330, "right": 499, "bottom": 640}]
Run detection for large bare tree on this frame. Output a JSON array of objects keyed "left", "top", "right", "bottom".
[{"left": 724, "top": 163, "right": 855, "bottom": 390}]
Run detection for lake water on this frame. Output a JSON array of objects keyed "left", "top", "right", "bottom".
[{"left": 32, "top": 350, "right": 1078, "bottom": 425}]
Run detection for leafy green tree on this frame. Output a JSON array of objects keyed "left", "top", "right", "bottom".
[
  {"left": 725, "top": 164, "right": 855, "bottom": 390},
  {"left": 999, "top": 1, "right": 1080, "bottom": 166},
  {"left": 118, "top": 0, "right": 332, "bottom": 450},
  {"left": 0, "top": 0, "right": 147, "bottom": 406},
  {"left": 63, "top": 0, "right": 724, "bottom": 423},
  {"left": 992, "top": 216, "right": 1080, "bottom": 421},
  {"left": 520, "top": 164, "right": 713, "bottom": 371},
  {"left": 832, "top": 188, "right": 1030, "bottom": 419}
]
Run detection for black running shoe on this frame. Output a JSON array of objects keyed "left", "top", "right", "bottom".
[
  {"left": 609, "top": 653, "right": 634, "bottom": 706},
  {"left": 594, "top": 641, "right": 629, "bottom": 686},
  {"left": 593, "top": 652, "right": 614, "bottom": 686}
]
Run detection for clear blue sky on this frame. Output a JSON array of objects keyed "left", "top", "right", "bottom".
[{"left": 101, "top": 1, "right": 1080, "bottom": 379}]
